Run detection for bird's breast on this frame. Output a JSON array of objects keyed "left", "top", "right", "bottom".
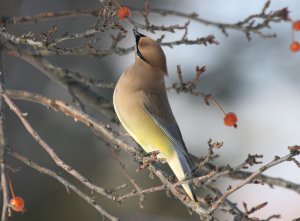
[{"left": 113, "top": 85, "right": 174, "bottom": 158}]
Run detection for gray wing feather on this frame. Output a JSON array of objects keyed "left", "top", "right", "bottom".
[{"left": 142, "top": 91, "right": 193, "bottom": 163}]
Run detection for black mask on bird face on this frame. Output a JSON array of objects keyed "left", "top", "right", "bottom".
[{"left": 133, "top": 29, "right": 168, "bottom": 75}]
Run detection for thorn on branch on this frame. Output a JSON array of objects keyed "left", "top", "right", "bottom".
[
  {"left": 243, "top": 201, "right": 268, "bottom": 215},
  {"left": 266, "top": 214, "right": 281, "bottom": 221},
  {"left": 156, "top": 34, "right": 165, "bottom": 43},
  {"left": 243, "top": 154, "right": 263, "bottom": 168},
  {"left": 176, "top": 65, "right": 183, "bottom": 83},
  {"left": 204, "top": 194, "right": 215, "bottom": 206},
  {"left": 252, "top": 178, "right": 264, "bottom": 185},
  {"left": 195, "top": 66, "right": 206, "bottom": 82},
  {"left": 290, "top": 158, "right": 300, "bottom": 168},
  {"left": 181, "top": 20, "right": 190, "bottom": 40}
]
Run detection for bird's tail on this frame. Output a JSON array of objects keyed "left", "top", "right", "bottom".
[{"left": 168, "top": 151, "right": 197, "bottom": 202}]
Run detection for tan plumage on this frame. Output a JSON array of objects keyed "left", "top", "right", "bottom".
[{"left": 113, "top": 29, "right": 197, "bottom": 201}]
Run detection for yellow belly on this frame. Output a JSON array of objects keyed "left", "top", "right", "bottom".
[{"left": 114, "top": 96, "right": 174, "bottom": 157}]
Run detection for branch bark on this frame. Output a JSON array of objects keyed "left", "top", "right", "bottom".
[
  {"left": 209, "top": 152, "right": 300, "bottom": 214},
  {"left": 2, "top": 93, "right": 118, "bottom": 201},
  {"left": 6, "top": 89, "right": 300, "bottom": 220},
  {"left": 8, "top": 148, "right": 118, "bottom": 221},
  {"left": 0, "top": 41, "right": 9, "bottom": 221}
]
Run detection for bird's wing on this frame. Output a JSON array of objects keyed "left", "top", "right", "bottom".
[{"left": 141, "top": 90, "right": 192, "bottom": 161}]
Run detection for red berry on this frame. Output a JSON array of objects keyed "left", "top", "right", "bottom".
[
  {"left": 10, "top": 196, "right": 25, "bottom": 212},
  {"left": 118, "top": 6, "right": 131, "bottom": 20},
  {"left": 290, "top": 41, "right": 300, "bottom": 52},
  {"left": 293, "top": 20, "right": 300, "bottom": 31},
  {"left": 224, "top": 112, "right": 238, "bottom": 127}
]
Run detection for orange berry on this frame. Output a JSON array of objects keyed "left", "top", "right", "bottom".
[
  {"left": 224, "top": 112, "right": 238, "bottom": 127},
  {"left": 117, "top": 6, "right": 131, "bottom": 20},
  {"left": 293, "top": 20, "right": 300, "bottom": 31},
  {"left": 290, "top": 41, "right": 300, "bottom": 52},
  {"left": 10, "top": 196, "right": 25, "bottom": 212}
]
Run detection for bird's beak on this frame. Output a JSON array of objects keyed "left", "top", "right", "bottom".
[
  {"left": 133, "top": 29, "right": 147, "bottom": 62},
  {"left": 133, "top": 29, "right": 145, "bottom": 44}
]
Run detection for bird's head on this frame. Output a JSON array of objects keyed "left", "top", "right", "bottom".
[{"left": 133, "top": 29, "right": 168, "bottom": 75}]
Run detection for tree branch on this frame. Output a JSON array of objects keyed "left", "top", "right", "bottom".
[
  {"left": 7, "top": 148, "right": 118, "bottom": 221},
  {"left": 3, "top": 91, "right": 214, "bottom": 220},
  {"left": 0, "top": 1, "right": 289, "bottom": 40},
  {"left": 6, "top": 89, "right": 300, "bottom": 220},
  {"left": 0, "top": 28, "right": 217, "bottom": 58},
  {"left": 4, "top": 45, "right": 115, "bottom": 118},
  {"left": 0, "top": 40, "right": 9, "bottom": 221},
  {"left": 209, "top": 151, "right": 300, "bottom": 214},
  {"left": 2, "top": 92, "right": 118, "bottom": 202}
]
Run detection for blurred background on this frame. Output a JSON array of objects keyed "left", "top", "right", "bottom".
[{"left": 0, "top": 0, "right": 300, "bottom": 220}]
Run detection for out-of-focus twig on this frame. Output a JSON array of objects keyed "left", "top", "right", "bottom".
[
  {"left": 194, "top": 139, "right": 222, "bottom": 173},
  {"left": 2, "top": 93, "right": 119, "bottom": 202},
  {"left": 0, "top": 29, "right": 217, "bottom": 57},
  {"left": 4, "top": 45, "right": 115, "bottom": 118},
  {"left": 6, "top": 89, "right": 300, "bottom": 220},
  {"left": 139, "top": 1, "right": 289, "bottom": 40},
  {"left": 4, "top": 89, "right": 214, "bottom": 220},
  {"left": 209, "top": 150, "right": 300, "bottom": 214},
  {"left": 119, "top": 169, "right": 217, "bottom": 201},
  {"left": 0, "top": 8, "right": 103, "bottom": 24},
  {"left": 109, "top": 148, "right": 145, "bottom": 208},
  {"left": 1, "top": 1, "right": 289, "bottom": 40},
  {"left": 0, "top": 41, "right": 9, "bottom": 221},
  {"left": 6, "top": 89, "right": 138, "bottom": 155},
  {"left": 8, "top": 148, "right": 119, "bottom": 221}
]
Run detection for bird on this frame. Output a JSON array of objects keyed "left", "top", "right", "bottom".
[{"left": 113, "top": 29, "right": 197, "bottom": 202}]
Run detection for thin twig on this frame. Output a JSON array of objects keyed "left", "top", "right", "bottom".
[
  {"left": 0, "top": 8, "right": 103, "bottom": 24},
  {"left": 228, "top": 171, "right": 300, "bottom": 194},
  {"left": 206, "top": 184, "right": 247, "bottom": 220},
  {"left": 0, "top": 30, "right": 217, "bottom": 58},
  {"left": 120, "top": 169, "right": 218, "bottom": 201},
  {"left": 4, "top": 46, "right": 115, "bottom": 118},
  {"left": 1, "top": 2, "right": 289, "bottom": 39},
  {"left": 6, "top": 89, "right": 137, "bottom": 154},
  {"left": 143, "top": 3, "right": 288, "bottom": 40},
  {"left": 109, "top": 148, "right": 145, "bottom": 208},
  {"left": 8, "top": 148, "right": 118, "bottom": 221},
  {"left": 209, "top": 151, "right": 300, "bottom": 214},
  {"left": 2, "top": 93, "right": 118, "bottom": 201},
  {"left": 7, "top": 89, "right": 300, "bottom": 209},
  {"left": 0, "top": 41, "right": 9, "bottom": 221},
  {"left": 4, "top": 90, "right": 214, "bottom": 220},
  {"left": 194, "top": 139, "right": 222, "bottom": 173}
]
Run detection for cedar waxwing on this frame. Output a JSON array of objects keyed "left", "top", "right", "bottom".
[{"left": 113, "top": 29, "right": 197, "bottom": 202}]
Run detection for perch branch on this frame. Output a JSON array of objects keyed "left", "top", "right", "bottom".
[
  {"left": 4, "top": 91, "right": 213, "bottom": 220},
  {"left": 7, "top": 89, "right": 300, "bottom": 219},
  {"left": 109, "top": 148, "right": 145, "bottom": 208}
]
